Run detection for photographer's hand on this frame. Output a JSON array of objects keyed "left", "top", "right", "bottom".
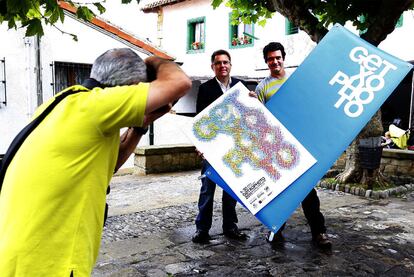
[{"left": 144, "top": 56, "right": 191, "bottom": 115}]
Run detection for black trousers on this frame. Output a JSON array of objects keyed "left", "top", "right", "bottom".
[{"left": 279, "top": 188, "right": 326, "bottom": 238}]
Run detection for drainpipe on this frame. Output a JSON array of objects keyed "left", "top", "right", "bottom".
[
  {"left": 149, "top": 7, "right": 165, "bottom": 145},
  {"left": 35, "top": 35, "right": 43, "bottom": 106},
  {"left": 24, "top": 37, "right": 34, "bottom": 118},
  {"left": 149, "top": 122, "right": 155, "bottom": 145}
]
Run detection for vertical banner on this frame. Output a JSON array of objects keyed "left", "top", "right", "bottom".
[{"left": 204, "top": 24, "right": 413, "bottom": 232}]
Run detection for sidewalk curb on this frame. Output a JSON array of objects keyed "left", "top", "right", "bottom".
[{"left": 318, "top": 180, "right": 414, "bottom": 199}]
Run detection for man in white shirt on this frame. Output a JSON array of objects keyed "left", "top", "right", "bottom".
[{"left": 192, "top": 49, "right": 248, "bottom": 243}]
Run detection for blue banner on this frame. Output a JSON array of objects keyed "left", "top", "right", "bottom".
[{"left": 205, "top": 24, "right": 413, "bottom": 232}]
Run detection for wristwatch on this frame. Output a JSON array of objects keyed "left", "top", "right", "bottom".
[{"left": 132, "top": 126, "right": 149, "bottom": 135}]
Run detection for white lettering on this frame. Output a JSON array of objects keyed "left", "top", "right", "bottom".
[{"left": 330, "top": 46, "right": 397, "bottom": 118}]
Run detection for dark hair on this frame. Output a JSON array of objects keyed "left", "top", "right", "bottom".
[
  {"left": 263, "top": 42, "right": 286, "bottom": 62},
  {"left": 90, "top": 48, "right": 147, "bottom": 87},
  {"left": 211, "top": 49, "right": 231, "bottom": 63}
]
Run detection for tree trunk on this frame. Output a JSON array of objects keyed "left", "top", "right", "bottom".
[
  {"left": 360, "top": 168, "right": 390, "bottom": 190},
  {"left": 335, "top": 110, "right": 385, "bottom": 185}
]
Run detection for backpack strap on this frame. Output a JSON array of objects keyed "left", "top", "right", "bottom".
[{"left": 0, "top": 87, "right": 88, "bottom": 191}]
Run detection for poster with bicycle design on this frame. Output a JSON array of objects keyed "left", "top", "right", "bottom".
[{"left": 189, "top": 82, "right": 316, "bottom": 214}]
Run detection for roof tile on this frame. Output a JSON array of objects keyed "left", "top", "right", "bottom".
[{"left": 141, "top": 0, "right": 184, "bottom": 12}]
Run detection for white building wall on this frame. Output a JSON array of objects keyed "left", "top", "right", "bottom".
[
  {"left": 0, "top": 27, "right": 36, "bottom": 153},
  {"left": 141, "top": 1, "right": 414, "bottom": 148},
  {"left": 97, "top": 1, "right": 159, "bottom": 46},
  {"left": 0, "top": 15, "right": 154, "bottom": 155},
  {"left": 155, "top": 1, "right": 414, "bottom": 76},
  {"left": 378, "top": 10, "right": 414, "bottom": 61},
  {"left": 142, "top": 0, "right": 319, "bottom": 148},
  {"left": 159, "top": 0, "right": 316, "bottom": 79},
  {"left": 2, "top": 2, "right": 414, "bottom": 164}
]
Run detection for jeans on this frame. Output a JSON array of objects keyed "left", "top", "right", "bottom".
[{"left": 195, "top": 160, "right": 238, "bottom": 232}]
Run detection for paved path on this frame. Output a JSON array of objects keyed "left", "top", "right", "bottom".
[{"left": 93, "top": 171, "right": 414, "bottom": 276}]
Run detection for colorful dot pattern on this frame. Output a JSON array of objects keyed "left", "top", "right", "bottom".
[{"left": 193, "top": 89, "right": 299, "bottom": 181}]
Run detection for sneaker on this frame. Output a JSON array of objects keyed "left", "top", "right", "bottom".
[
  {"left": 192, "top": 230, "right": 211, "bottom": 244},
  {"left": 313, "top": 233, "right": 332, "bottom": 249},
  {"left": 223, "top": 228, "right": 248, "bottom": 240}
]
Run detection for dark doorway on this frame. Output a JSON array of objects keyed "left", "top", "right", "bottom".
[{"left": 381, "top": 62, "right": 414, "bottom": 130}]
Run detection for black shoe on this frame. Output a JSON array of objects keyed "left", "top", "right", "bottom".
[
  {"left": 312, "top": 233, "right": 332, "bottom": 249},
  {"left": 223, "top": 228, "right": 248, "bottom": 240},
  {"left": 192, "top": 230, "right": 211, "bottom": 244}
]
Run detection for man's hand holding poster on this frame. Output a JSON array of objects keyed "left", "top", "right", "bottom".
[{"left": 189, "top": 83, "right": 316, "bottom": 214}]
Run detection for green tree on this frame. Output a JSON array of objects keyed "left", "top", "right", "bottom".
[
  {"left": 0, "top": 0, "right": 139, "bottom": 39},
  {"left": 213, "top": 0, "right": 414, "bottom": 187}
]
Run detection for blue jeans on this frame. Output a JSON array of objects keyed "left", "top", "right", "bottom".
[{"left": 195, "top": 160, "right": 238, "bottom": 232}]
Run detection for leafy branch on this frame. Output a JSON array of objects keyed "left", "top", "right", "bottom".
[
  {"left": 0, "top": 0, "right": 140, "bottom": 38},
  {"left": 212, "top": 0, "right": 414, "bottom": 44}
]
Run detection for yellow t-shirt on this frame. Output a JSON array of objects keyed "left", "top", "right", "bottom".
[
  {"left": 0, "top": 83, "right": 149, "bottom": 276},
  {"left": 255, "top": 75, "right": 288, "bottom": 104}
]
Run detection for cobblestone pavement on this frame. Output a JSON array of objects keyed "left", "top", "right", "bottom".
[{"left": 93, "top": 171, "right": 414, "bottom": 277}]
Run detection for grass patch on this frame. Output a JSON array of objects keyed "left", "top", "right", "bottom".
[{"left": 320, "top": 178, "right": 397, "bottom": 191}]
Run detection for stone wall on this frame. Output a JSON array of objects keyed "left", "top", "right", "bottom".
[
  {"left": 380, "top": 149, "right": 414, "bottom": 174},
  {"left": 133, "top": 144, "right": 414, "bottom": 182},
  {"left": 134, "top": 144, "right": 202, "bottom": 175},
  {"left": 332, "top": 148, "right": 414, "bottom": 184}
]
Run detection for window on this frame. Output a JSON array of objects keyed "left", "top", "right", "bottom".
[
  {"left": 51, "top": 62, "right": 92, "bottom": 94},
  {"left": 285, "top": 18, "right": 298, "bottom": 35},
  {"left": 359, "top": 14, "right": 403, "bottom": 35},
  {"left": 187, "top": 17, "right": 205, "bottom": 53},
  {"left": 229, "top": 13, "right": 254, "bottom": 48}
]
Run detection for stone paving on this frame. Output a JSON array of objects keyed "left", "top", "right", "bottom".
[{"left": 93, "top": 171, "right": 414, "bottom": 277}]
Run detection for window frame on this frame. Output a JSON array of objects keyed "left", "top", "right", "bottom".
[
  {"left": 229, "top": 13, "right": 255, "bottom": 49},
  {"left": 285, "top": 18, "right": 298, "bottom": 35},
  {"left": 359, "top": 14, "right": 403, "bottom": 35},
  {"left": 187, "top": 16, "right": 206, "bottom": 54},
  {"left": 51, "top": 61, "right": 92, "bottom": 94}
]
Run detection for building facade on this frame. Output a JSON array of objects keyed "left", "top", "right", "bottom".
[
  {"left": 0, "top": 2, "right": 173, "bottom": 165},
  {"left": 140, "top": 0, "right": 414, "bottom": 131},
  {"left": 1, "top": 1, "right": 414, "bottom": 159}
]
